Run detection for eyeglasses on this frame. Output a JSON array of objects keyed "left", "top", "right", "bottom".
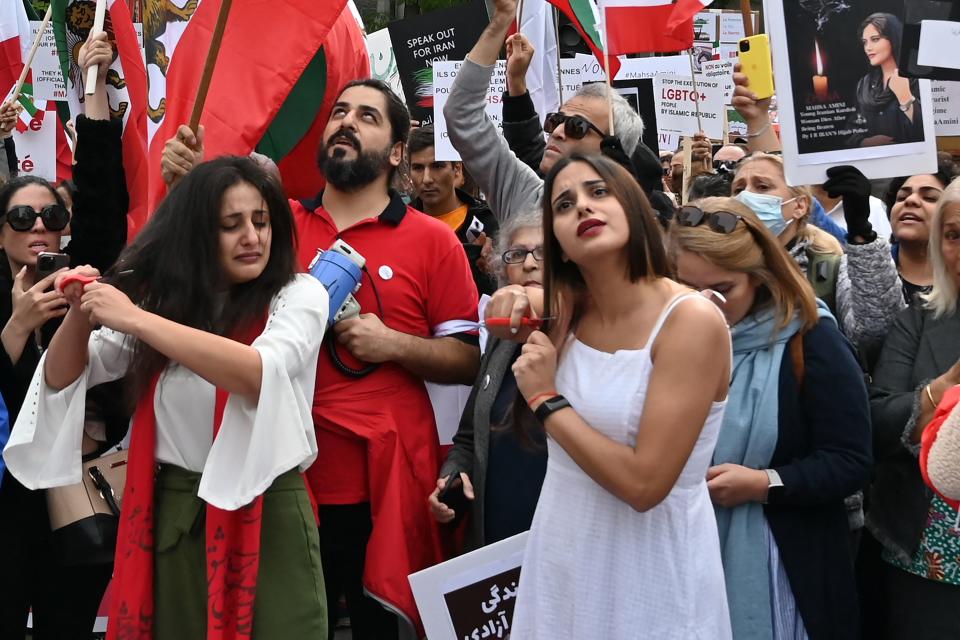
[
  {"left": 676, "top": 206, "right": 743, "bottom": 234},
  {"left": 3, "top": 204, "right": 70, "bottom": 232},
  {"left": 543, "top": 112, "right": 605, "bottom": 140},
  {"left": 502, "top": 247, "right": 544, "bottom": 264}
]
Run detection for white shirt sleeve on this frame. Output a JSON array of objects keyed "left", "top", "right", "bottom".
[
  {"left": 198, "top": 274, "right": 329, "bottom": 510},
  {"left": 3, "top": 326, "right": 132, "bottom": 489}
]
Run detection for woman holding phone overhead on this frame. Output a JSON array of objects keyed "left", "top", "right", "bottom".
[{"left": 4, "top": 156, "right": 330, "bottom": 638}]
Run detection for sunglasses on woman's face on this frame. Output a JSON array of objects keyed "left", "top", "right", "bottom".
[
  {"left": 543, "top": 112, "right": 605, "bottom": 140},
  {"left": 3, "top": 204, "right": 70, "bottom": 232},
  {"left": 677, "top": 206, "right": 743, "bottom": 234}
]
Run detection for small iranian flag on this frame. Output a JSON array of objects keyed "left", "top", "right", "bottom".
[
  {"left": 51, "top": 0, "right": 148, "bottom": 232},
  {"left": 598, "top": 0, "right": 714, "bottom": 55},
  {"left": 547, "top": 0, "right": 619, "bottom": 75},
  {"left": 0, "top": 0, "right": 40, "bottom": 130}
]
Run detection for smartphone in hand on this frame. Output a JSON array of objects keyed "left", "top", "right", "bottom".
[
  {"left": 36, "top": 252, "right": 70, "bottom": 280},
  {"left": 437, "top": 473, "right": 470, "bottom": 526},
  {"left": 738, "top": 35, "right": 775, "bottom": 100}
]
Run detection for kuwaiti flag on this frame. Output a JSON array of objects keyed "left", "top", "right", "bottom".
[
  {"left": 51, "top": 0, "right": 148, "bottom": 233},
  {"left": 547, "top": 0, "right": 619, "bottom": 76},
  {"left": 0, "top": 0, "right": 41, "bottom": 130},
  {"left": 598, "top": 0, "right": 714, "bottom": 55},
  {"left": 146, "top": 0, "right": 354, "bottom": 218}
]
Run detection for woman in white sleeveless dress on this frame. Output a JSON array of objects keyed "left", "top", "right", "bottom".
[{"left": 498, "top": 154, "right": 732, "bottom": 639}]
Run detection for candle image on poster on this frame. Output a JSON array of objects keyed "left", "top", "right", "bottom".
[{"left": 782, "top": 0, "right": 925, "bottom": 157}]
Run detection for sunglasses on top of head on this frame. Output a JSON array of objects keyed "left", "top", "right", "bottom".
[
  {"left": 3, "top": 204, "right": 70, "bottom": 232},
  {"left": 676, "top": 206, "right": 743, "bottom": 234},
  {"left": 543, "top": 112, "right": 605, "bottom": 140}
]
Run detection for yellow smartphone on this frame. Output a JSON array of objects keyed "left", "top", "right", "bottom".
[{"left": 738, "top": 34, "right": 775, "bottom": 100}]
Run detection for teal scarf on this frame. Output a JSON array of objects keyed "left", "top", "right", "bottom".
[{"left": 713, "top": 303, "right": 833, "bottom": 640}]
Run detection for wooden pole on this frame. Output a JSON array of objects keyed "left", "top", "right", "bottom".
[
  {"left": 12, "top": 5, "right": 53, "bottom": 103},
  {"left": 687, "top": 49, "right": 704, "bottom": 134},
  {"left": 517, "top": 0, "right": 525, "bottom": 31},
  {"left": 602, "top": 9, "right": 614, "bottom": 136},
  {"left": 84, "top": 0, "right": 107, "bottom": 95},
  {"left": 554, "top": 6, "right": 563, "bottom": 106},
  {"left": 189, "top": 0, "right": 234, "bottom": 133},
  {"left": 722, "top": 109, "right": 730, "bottom": 145},
  {"left": 740, "top": 0, "right": 754, "bottom": 38},
  {"left": 681, "top": 137, "right": 693, "bottom": 205}
]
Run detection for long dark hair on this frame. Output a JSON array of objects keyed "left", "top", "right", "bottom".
[
  {"left": 860, "top": 13, "right": 903, "bottom": 64},
  {"left": 112, "top": 156, "right": 298, "bottom": 399},
  {"left": 511, "top": 154, "right": 669, "bottom": 447},
  {"left": 0, "top": 175, "right": 66, "bottom": 220},
  {"left": 540, "top": 153, "right": 670, "bottom": 343}
]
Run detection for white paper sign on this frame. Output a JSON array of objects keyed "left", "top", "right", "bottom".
[
  {"left": 693, "top": 12, "right": 718, "bottom": 43},
  {"left": 433, "top": 60, "right": 507, "bottom": 161},
  {"left": 559, "top": 54, "right": 604, "bottom": 96},
  {"left": 720, "top": 12, "right": 758, "bottom": 44},
  {"left": 12, "top": 109, "right": 56, "bottom": 181},
  {"left": 932, "top": 80, "right": 960, "bottom": 136},
  {"left": 918, "top": 20, "right": 960, "bottom": 70},
  {"left": 655, "top": 74, "right": 726, "bottom": 139},
  {"left": 29, "top": 21, "right": 67, "bottom": 101},
  {"left": 409, "top": 532, "right": 528, "bottom": 640},
  {"left": 700, "top": 60, "right": 735, "bottom": 104},
  {"left": 366, "top": 28, "right": 406, "bottom": 103},
  {"left": 615, "top": 55, "right": 691, "bottom": 81}
]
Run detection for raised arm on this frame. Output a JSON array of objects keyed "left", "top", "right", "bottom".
[
  {"left": 731, "top": 63, "right": 780, "bottom": 154},
  {"left": 515, "top": 299, "right": 731, "bottom": 510}
]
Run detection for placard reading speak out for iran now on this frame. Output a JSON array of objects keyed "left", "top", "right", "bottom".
[{"left": 654, "top": 74, "right": 726, "bottom": 140}]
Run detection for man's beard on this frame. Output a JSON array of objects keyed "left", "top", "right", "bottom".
[{"left": 318, "top": 132, "right": 393, "bottom": 192}]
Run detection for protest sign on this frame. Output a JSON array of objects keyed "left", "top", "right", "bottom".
[
  {"left": 932, "top": 80, "right": 960, "bottom": 136},
  {"left": 388, "top": 0, "right": 489, "bottom": 125},
  {"left": 616, "top": 55, "right": 690, "bottom": 82},
  {"left": 655, "top": 74, "right": 725, "bottom": 140},
  {"left": 700, "top": 59, "right": 734, "bottom": 104},
  {"left": 366, "top": 28, "right": 406, "bottom": 103},
  {"left": 719, "top": 11, "right": 759, "bottom": 44},
  {"left": 613, "top": 78, "right": 661, "bottom": 154},
  {"left": 694, "top": 12, "right": 718, "bottom": 43},
  {"left": 766, "top": 0, "right": 936, "bottom": 183},
  {"left": 12, "top": 109, "right": 56, "bottom": 181},
  {"left": 410, "top": 532, "right": 527, "bottom": 640},
  {"left": 559, "top": 54, "right": 604, "bottom": 96},
  {"left": 432, "top": 60, "right": 507, "bottom": 162},
  {"left": 29, "top": 21, "right": 66, "bottom": 101}
]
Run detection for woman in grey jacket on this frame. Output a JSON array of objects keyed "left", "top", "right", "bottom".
[{"left": 428, "top": 209, "right": 546, "bottom": 552}]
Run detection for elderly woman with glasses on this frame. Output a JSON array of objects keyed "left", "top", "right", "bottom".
[
  {"left": 669, "top": 197, "right": 872, "bottom": 640},
  {"left": 427, "top": 208, "right": 548, "bottom": 552}
]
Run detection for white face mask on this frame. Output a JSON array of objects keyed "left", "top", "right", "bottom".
[{"left": 735, "top": 190, "right": 798, "bottom": 237}]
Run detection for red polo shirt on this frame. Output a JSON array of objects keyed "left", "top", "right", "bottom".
[{"left": 293, "top": 192, "right": 479, "bottom": 504}]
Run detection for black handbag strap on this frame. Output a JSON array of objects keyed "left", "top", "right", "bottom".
[{"left": 87, "top": 465, "right": 121, "bottom": 517}]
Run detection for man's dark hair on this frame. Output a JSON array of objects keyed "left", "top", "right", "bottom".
[
  {"left": 407, "top": 125, "right": 435, "bottom": 157},
  {"left": 338, "top": 78, "right": 410, "bottom": 147}
]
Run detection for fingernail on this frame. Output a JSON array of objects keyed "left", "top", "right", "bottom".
[{"left": 511, "top": 327, "right": 519, "bottom": 334}]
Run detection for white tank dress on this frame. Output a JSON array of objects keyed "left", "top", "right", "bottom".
[{"left": 509, "top": 295, "right": 732, "bottom": 639}]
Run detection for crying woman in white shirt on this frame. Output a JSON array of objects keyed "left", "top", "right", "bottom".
[{"left": 3, "top": 156, "right": 330, "bottom": 639}]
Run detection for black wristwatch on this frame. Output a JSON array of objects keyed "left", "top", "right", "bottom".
[{"left": 534, "top": 395, "right": 571, "bottom": 423}]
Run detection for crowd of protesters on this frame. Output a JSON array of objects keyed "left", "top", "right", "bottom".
[{"left": 1, "top": 0, "right": 960, "bottom": 638}]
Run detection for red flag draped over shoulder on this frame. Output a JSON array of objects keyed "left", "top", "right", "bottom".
[{"left": 145, "top": 0, "right": 352, "bottom": 223}]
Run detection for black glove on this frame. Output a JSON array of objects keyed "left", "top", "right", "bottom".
[{"left": 824, "top": 165, "right": 876, "bottom": 244}]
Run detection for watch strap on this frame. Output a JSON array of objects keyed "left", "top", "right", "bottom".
[{"left": 534, "top": 395, "right": 570, "bottom": 423}]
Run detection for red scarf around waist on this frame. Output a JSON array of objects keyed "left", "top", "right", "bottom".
[{"left": 108, "top": 322, "right": 266, "bottom": 640}]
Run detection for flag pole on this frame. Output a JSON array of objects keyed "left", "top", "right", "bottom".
[
  {"left": 12, "top": 4, "right": 53, "bottom": 103},
  {"left": 601, "top": 8, "right": 614, "bottom": 136},
  {"left": 517, "top": 0, "right": 525, "bottom": 30},
  {"left": 554, "top": 6, "right": 563, "bottom": 105},
  {"left": 84, "top": 0, "right": 107, "bottom": 95},
  {"left": 687, "top": 49, "right": 704, "bottom": 135},
  {"left": 189, "top": 0, "right": 234, "bottom": 133},
  {"left": 740, "top": 0, "right": 754, "bottom": 38}
]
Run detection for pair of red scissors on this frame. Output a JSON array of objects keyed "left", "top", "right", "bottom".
[{"left": 475, "top": 316, "right": 555, "bottom": 329}]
